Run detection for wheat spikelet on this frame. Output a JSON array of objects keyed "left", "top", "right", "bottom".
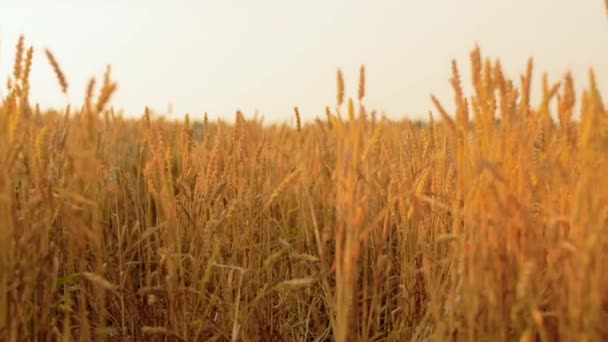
[
  {"left": 358, "top": 65, "right": 366, "bottom": 101},
  {"left": 254, "top": 132, "right": 267, "bottom": 166},
  {"left": 203, "top": 112, "right": 209, "bottom": 133},
  {"left": 180, "top": 127, "right": 193, "bottom": 179},
  {"left": 422, "top": 126, "right": 432, "bottom": 159},
  {"left": 431, "top": 95, "right": 458, "bottom": 136},
  {"left": 558, "top": 72, "right": 575, "bottom": 127},
  {"left": 519, "top": 58, "right": 534, "bottom": 117},
  {"left": 325, "top": 106, "right": 333, "bottom": 129},
  {"left": 470, "top": 45, "right": 482, "bottom": 91},
  {"left": 450, "top": 59, "right": 469, "bottom": 128},
  {"left": 362, "top": 117, "right": 383, "bottom": 161},
  {"left": 264, "top": 167, "right": 301, "bottom": 210},
  {"left": 84, "top": 78, "right": 96, "bottom": 114},
  {"left": 482, "top": 58, "right": 494, "bottom": 101},
  {"left": 7, "top": 96, "right": 21, "bottom": 144},
  {"left": 294, "top": 106, "right": 301, "bottom": 132},
  {"left": 80, "top": 272, "right": 117, "bottom": 291},
  {"left": 205, "top": 121, "right": 222, "bottom": 189},
  {"left": 275, "top": 278, "right": 315, "bottom": 290},
  {"left": 428, "top": 111, "right": 438, "bottom": 147},
  {"left": 494, "top": 60, "right": 511, "bottom": 123},
  {"left": 143, "top": 106, "right": 152, "bottom": 129},
  {"left": 588, "top": 68, "right": 605, "bottom": 112},
  {"left": 96, "top": 87, "right": 117, "bottom": 115},
  {"left": 44, "top": 49, "right": 68, "bottom": 94},
  {"left": 494, "top": 60, "right": 506, "bottom": 95},
  {"left": 233, "top": 110, "right": 247, "bottom": 162},
  {"left": 95, "top": 65, "right": 117, "bottom": 113},
  {"left": 347, "top": 98, "right": 355, "bottom": 122},
  {"left": 13, "top": 35, "right": 24, "bottom": 83},
  {"left": 337, "top": 68, "right": 345, "bottom": 106},
  {"left": 34, "top": 126, "right": 49, "bottom": 163},
  {"left": 21, "top": 46, "right": 34, "bottom": 99}
]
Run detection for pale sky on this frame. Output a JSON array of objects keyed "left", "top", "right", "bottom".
[{"left": 1, "top": 1, "right": 607, "bottom": 122}]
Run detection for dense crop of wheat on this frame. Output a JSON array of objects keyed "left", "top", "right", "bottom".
[{"left": 1, "top": 35, "right": 608, "bottom": 341}]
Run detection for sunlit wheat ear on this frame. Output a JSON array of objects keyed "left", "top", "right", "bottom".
[
  {"left": 13, "top": 35, "right": 24, "bottom": 82},
  {"left": 205, "top": 121, "right": 222, "bottom": 188},
  {"left": 180, "top": 126, "right": 193, "bottom": 179},
  {"left": 84, "top": 78, "right": 96, "bottom": 113},
  {"left": 34, "top": 126, "right": 49, "bottom": 163},
  {"left": 362, "top": 117, "right": 383, "bottom": 160},
  {"left": 431, "top": 94, "right": 458, "bottom": 136},
  {"left": 358, "top": 65, "right": 366, "bottom": 101},
  {"left": 143, "top": 106, "right": 151, "bottom": 128},
  {"left": 293, "top": 106, "right": 301, "bottom": 132},
  {"left": 558, "top": 72, "right": 575, "bottom": 126},
  {"left": 96, "top": 65, "right": 117, "bottom": 113},
  {"left": 263, "top": 167, "right": 301, "bottom": 210},
  {"left": 253, "top": 132, "right": 267, "bottom": 165},
  {"left": 347, "top": 98, "right": 355, "bottom": 122},
  {"left": 21, "top": 46, "right": 34, "bottom": 99},
  {"left": 44, "top": 49, "right": 68, "bottom": 94},
  {"left": 337, "top": 68, "right": 345, "bottom": 106},
  {"left": 233, "top": 110, "right": 246, "bottom": 162},
  {"left": 470, "top": 44, "right": 482, "bottom": 91},
  {"left": 450, "top": 59, "right": 468, "bottom": 127}
]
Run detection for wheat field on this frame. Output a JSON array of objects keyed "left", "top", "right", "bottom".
[{"left": 1, "top": 33, "right": 608, "bottom": 341}]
